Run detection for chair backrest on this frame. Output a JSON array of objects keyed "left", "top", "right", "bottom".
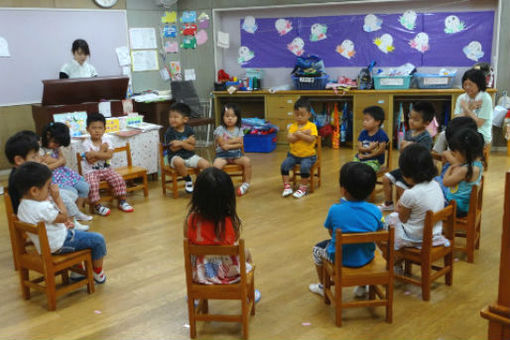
[
  {"left": 384, "top": 140, "right": 392, "bottom": 170},
  {"left": 183, "top": 238, "right": 247, "bottom": 288},
  {"left": 422, "top": 201, "right": 456, "bottom": 252},
  {"left": 335, "top": 228, "right": 394, "bottom": 271},
  {"left": 477, "top": 175, "right": 484, "bottom": 211},
  {"left": 76, "top": 143, "right": 132, "bottom": 176},
  {"left": 4, "top": 188, "right": 14, "bottom": 233},
  {"left": 12, "top": 219, "right": 52, "bottom": 264},
  {"left": 159, "top": 143, "right": 165, "bottom": 169}
]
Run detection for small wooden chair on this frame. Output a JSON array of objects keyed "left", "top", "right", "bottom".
[
  {"left": 323, "top": 228, "right": 394, "bottom": 326},
  {"left": 12, "top": 219, "right": 95, "bottom": 310},
  {"left": 369, "top": 141, "right": 392, "bottom": 202},
  {"left": 183, "top": 239, "right": 255, "bottom": 339},
  {"left": 4, "top": 189, "right": 19, "bottom": 270},
  {"left": 223, "top": 145, "right": 246, "bottom": 184},
  {"left": 290, "top": 136, "right": 322, "bottom": 192},
  {"left": 77, "top": 143, "right": 148, "bottom": 209},
  {"left": 454, "top": 176, "right": 484, "bottom": 263},
  {"left": 159, "top": 143, "right": 200, "bottom": 198},
  {"left": 394, "top": 201, "right": 456, "bottom": 301}
]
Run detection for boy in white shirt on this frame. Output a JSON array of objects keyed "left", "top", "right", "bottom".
[
  {"left": 15, "top": 162, "right": 107, "bottom": 283},
  {"left": 81, "top": 113, "right": 133, "bottom": 216}
]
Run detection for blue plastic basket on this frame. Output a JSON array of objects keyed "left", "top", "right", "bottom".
[
  {"left": 291, "top": 74, "right": 329, "bottom": 90},
  {"left": 243, "top": 133, "right": 277, "bottom": 153},
  {"left": 373, "top": 75, "right": 412, "bottom": 90},
  {"left": 414, "top": 73, "right": 455, "bottom": 89}
]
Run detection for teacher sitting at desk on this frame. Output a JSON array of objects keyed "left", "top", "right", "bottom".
[
  {"left": 454, "top": 68, "right": 493, "bottom": 144},
  {"left": 59, "top": 39, "right": 98, "bottom": 79}
]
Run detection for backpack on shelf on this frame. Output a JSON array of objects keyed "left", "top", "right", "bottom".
[{"left": 357, "top": 60, "right": 376, "bottom": 90}]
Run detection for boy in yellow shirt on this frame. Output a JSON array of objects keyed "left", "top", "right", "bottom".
[{"left": 281, "top": 98, "right": 318, "bottom": 199}]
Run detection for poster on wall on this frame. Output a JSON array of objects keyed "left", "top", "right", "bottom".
[{"left": 239, "top": 11, "right": 494, "bottom": 68}]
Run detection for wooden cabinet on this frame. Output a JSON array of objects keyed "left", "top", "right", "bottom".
[
  {"left": 266, "top": 95, "right": 300, "bottom": 143},
  {"left": 212, "top": 88, "right": 497, "bottom": 147}
]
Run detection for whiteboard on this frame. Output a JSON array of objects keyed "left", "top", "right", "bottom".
[{"left": 0, "top": 8, "right": 129, "bottom": 106}]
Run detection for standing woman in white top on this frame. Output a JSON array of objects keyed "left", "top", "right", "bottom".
[
  {"left": 59, "top": 39, "right": 98, "bottom": 79},
  {"left": 454, "top": 69, "right": 493, "bottom": 144}
]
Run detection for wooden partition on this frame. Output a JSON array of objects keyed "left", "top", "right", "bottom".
[{"left": 480, "top": 171, "right": 510, "bottom": 339}]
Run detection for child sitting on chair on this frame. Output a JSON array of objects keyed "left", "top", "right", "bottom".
[
  {"left": 309, "top": 162, "right": 383, "bottom": 298},
  {"left": 379, "top": 102, "right": 435, "bottom": 211},
  {"left": 164, "top": 103, "right": 210, "bottom": 194},
  {"left": 5, "top": 131, "right": 89, "bottom": 231},
  {"left": 353, "top": 106, "right": 389, "bottom": 172},
  {"left": 14, "top": 162, "right": 107, "bottom": 283},
  {"left": 81, "top": 113, "right": 133, "bottom": 216},
  {"left": 281, "top": 98, "right": 318, "bottom": 199},
  {"left": 385, "top": 144, "right": 447, "bottom": 255},
  {"left": 213, "top": 103, "right": 252, "bottom": 196},
  {"left": 185, "top": 167, "right": 260, "bottom": 303},
  {"left": 41, "top": 122, "right": 91, "bottom": 220}
]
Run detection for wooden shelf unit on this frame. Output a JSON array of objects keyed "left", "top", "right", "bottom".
[{"left": 213, "top": 89, "right": 497, "bottom": 147}]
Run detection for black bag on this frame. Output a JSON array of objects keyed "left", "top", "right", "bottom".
[{"left": 357, "top": 61, "right": 376, "bottom": 90}]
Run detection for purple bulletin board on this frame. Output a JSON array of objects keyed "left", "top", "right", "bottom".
[{"left": 239, "top": 11, "right": 494, "bottom": 68}]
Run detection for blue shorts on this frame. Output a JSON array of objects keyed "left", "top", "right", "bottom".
[{"left": 216, "top": 150, "right": 243, "bottom": 160}]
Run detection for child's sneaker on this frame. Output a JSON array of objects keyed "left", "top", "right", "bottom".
[
  {"left": 282, "top": 184, "right": 293, "bottom": 197},
  {"left": 94, "top": 204, "right": 111, "bottom": 216},
  {"left": 254, "top": 289, "right": 261, "bottom": 303},
  {"left": 237, "top": 183, "right": 250, "bottom": 196},
  {"left": 293, "top": 186, "right": 307, "bottom": 199},
  {"left": 118, "top": 200, "right": 134, "bottom": 213},
  {"left": 308, "top": 283, "right": 324, "bottom": 296},
  {"left": 75, "top": 211, "right": 93, "bottom": 221},
  {"left": 93, "top": 270, "right": 107, "bottom": 284},
  {"left": 185, "top": 181, "right": 194, "bottom": 193},
  {"left": 73, "top": 219, "right": 90, "bottom": 231},
  {"left": 70, "top": 271, "right": 85, "bottom": 281},
  {"left": 378, "top": 201, "right": 394, "bottom": 211},
  {"left": 354, "top": 285, "right": 368, "bottom": 298}
]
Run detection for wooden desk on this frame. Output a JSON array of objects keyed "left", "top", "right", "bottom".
[{"left": 213, "top": 89, "right": 497, "bottom": 147}]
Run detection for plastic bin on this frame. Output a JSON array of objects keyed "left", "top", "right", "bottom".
[
  {"left": 291, "top": 73, "right": 329, "bottom": 90},
  {"left": 243, "top": 133, "right": 277, "bottom": 153},
  {"left": 373, "top": 75, "right": 412, "bottom": 90},
  {"left": 414, "top": 73, "right": 455, "bottom": 89}
]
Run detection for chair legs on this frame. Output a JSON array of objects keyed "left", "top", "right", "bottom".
[
  {"left": 19, "top": 268, "right": 30, "bottom": 300},
  {"left": 335, "top": 281, "right": 343, "bottom": 327},
  {"left": 187, "top": 296, "right": 197, "bottom": 338},
  {"left": 142, "top": 174, "right": 149, "bottom": 197},
  {"left": 161, "top": 171, "right": 167, "bottom": 196},
  {"left": 45, "top": 273, "right": 57, "bottom": 311},
  {"left": 172, "top": 173, "right": 178, "bottom": 199},
  {"left": 420, "top": 262, "right": 431, "bottom": 301}
]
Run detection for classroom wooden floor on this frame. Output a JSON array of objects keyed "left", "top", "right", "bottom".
[{"left": 0, "top": 145, "right": 508, "bottom": 340}]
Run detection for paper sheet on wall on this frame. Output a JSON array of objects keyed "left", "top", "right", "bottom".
[
  {"left": 170, "top": 61, "right": 182, "bottom": 81},
  {"left": 184, "top": 68, "right": 196, "bottom": 81},
  {"left": 115, "top": 46, "right": 131, "bottom": 66},
  {"left": 129, "top": 28, "right": 157, "bottom": 49},
  {"left": 0, "top": 37, "right": 10, "bottom": 57},
  {"left": 131, "top": 50, "right": 159, "bottom": 72},
  {"left": 217, "top": 31, "right": 230, "bottom": 48},
  {"left": 98, "top": 101, "right": 112, "bottom": 117},
  {"left": 160, "top": 67, "right": 170, "bottom": 81}
]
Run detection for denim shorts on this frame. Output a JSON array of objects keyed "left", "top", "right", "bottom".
[
  {"left": 216, "top": 150, "right": 243, "bottom": 160},
  {"left": 280, "top": 153, "right": 317, "bottom": 176},
  {"left": 55, "top": 229, "right": 107, "bottom": 261}
]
